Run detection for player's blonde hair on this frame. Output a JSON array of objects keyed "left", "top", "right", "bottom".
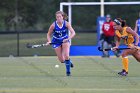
[{"left": 55, "top": 11, "right": 68, "bottom": 20}]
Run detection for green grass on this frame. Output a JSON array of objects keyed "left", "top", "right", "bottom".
[{"left": 0, "top": 56, "right": 140, "bottom": 93}]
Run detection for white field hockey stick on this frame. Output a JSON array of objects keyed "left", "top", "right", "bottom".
[
  {"left": 26, "top": 42, "right": 62, "bottom": 48},
  {"left": 98, "top": 47, "right": 131, "bottom": 51}
]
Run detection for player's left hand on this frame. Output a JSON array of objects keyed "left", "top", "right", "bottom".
[
  {"left": 133, "top": 45, "right": 140, "bottom": 50},
  {"left": 46, "top": 41, "right": 51, "bottom": 45},
  {"left": 112, "top": 46, "right": 118, "bottom": 51},
  {"left": 63, "top": 39, "right": 69, "bottom": 43}
]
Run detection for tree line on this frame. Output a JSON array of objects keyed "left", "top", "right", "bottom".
[{"left": 0, "top": 0, "right": 139, "bottom": 31}]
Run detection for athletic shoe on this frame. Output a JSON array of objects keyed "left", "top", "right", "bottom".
[
  {"left": 121, "top": 71, "right": 128, "bottom": 76},
  {"left": 118, "top": 69, "right": 128, "bottom": 76},
  {"left": 118, "top": 69, "right": 125, "bottom": 75}
]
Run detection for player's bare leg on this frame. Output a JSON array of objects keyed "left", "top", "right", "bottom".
[{"left": 55, "top": 46, "right": 65, "bottom": 63}]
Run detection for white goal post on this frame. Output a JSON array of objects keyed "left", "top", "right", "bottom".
[{"left": 60, "top": 1, "right": 140, "bottom": 25}]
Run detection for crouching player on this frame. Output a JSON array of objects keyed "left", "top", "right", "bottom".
[{"left": 113, "top": 18, "right": 140, "bottom": 76}]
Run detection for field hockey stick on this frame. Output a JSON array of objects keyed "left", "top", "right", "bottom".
[
  {"left": 26, "top": 42, "right": 62, "bottom": 48},
  {"left": 98, "top": 47, "right": 131, "bottom": 51}
]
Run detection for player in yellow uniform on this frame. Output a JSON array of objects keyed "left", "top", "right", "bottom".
[{"left": 113, "top": 18, "right": 140, "bottom": 76}]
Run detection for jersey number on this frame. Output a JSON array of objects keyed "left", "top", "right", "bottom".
[{"left": 59, "top": 33, "right": 62, "bottom": 37}]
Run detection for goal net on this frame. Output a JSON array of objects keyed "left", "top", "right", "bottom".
[{"left": 60, "top": 1, "right": 140, "bottom": 45}]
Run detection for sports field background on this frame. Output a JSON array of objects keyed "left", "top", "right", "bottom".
[
  {"left": 0, "top": 1, "right": 140, "bottom": 93},
  {"left": 0, "top": 32, "right": 97, "bottom": 57},
  {"left": 0, "top": 56, "right": 140, "bottom": 93}
]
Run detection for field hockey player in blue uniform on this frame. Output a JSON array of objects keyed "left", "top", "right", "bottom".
[
  {"left": 134, "top": 12, "right": 140, "bottom": 46},
  {"left": 46, "top": 11, "right": 76, "bottom": 76}
]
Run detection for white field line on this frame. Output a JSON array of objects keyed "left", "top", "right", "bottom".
[{"left": 0, "top": 88, "right": 140, "bottom": 92}]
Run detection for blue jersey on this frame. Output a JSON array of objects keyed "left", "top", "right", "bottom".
[
  {"left": 137, "top": 19, "right": 140, "bottom": 35},
  {"left": 53, "top": 20, "right": 69, "bottom": 40},
  {"left": 52, "top": 20, "right": 69, "bottom": 48},
  {"left": 136, "top": 18, "right": 140, "bottom": 46}
]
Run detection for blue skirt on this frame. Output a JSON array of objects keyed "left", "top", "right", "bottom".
[{"left": 51, "top": 37, "right": 69, "bottom": 48}]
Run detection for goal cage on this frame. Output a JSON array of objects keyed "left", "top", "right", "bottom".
[{"left": 60, "top": 1, "right": 140, "bottom": 46}]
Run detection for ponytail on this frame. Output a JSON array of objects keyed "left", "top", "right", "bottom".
[
  {"left": 121, "top": 20, "right": 126, "bottom": 27},
  {"left": 114, "top": 18, "right": 127, "bottom": 27}
]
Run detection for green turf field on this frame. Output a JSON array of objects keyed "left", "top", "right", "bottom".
[{"left": 0, "top": 56, "right": 140, "bottom": 93}]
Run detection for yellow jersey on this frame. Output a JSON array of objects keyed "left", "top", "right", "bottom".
[{"left": 115, "top": 27, "right": 134, "bottom": 46}]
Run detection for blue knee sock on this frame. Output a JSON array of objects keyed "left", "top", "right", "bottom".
[{"left": 65, "top": 60, "right": 71, "bottom": 74}]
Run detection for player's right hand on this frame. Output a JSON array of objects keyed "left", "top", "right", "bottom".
[
  {"left": 63, "top": 39, "right": 69, "bottom": 43},
  {"left": 46, "top": 41, "right": 51, "bottom": 45},
  {"left": 112, "top": 46, "right": 118, "bottom": 51}
]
